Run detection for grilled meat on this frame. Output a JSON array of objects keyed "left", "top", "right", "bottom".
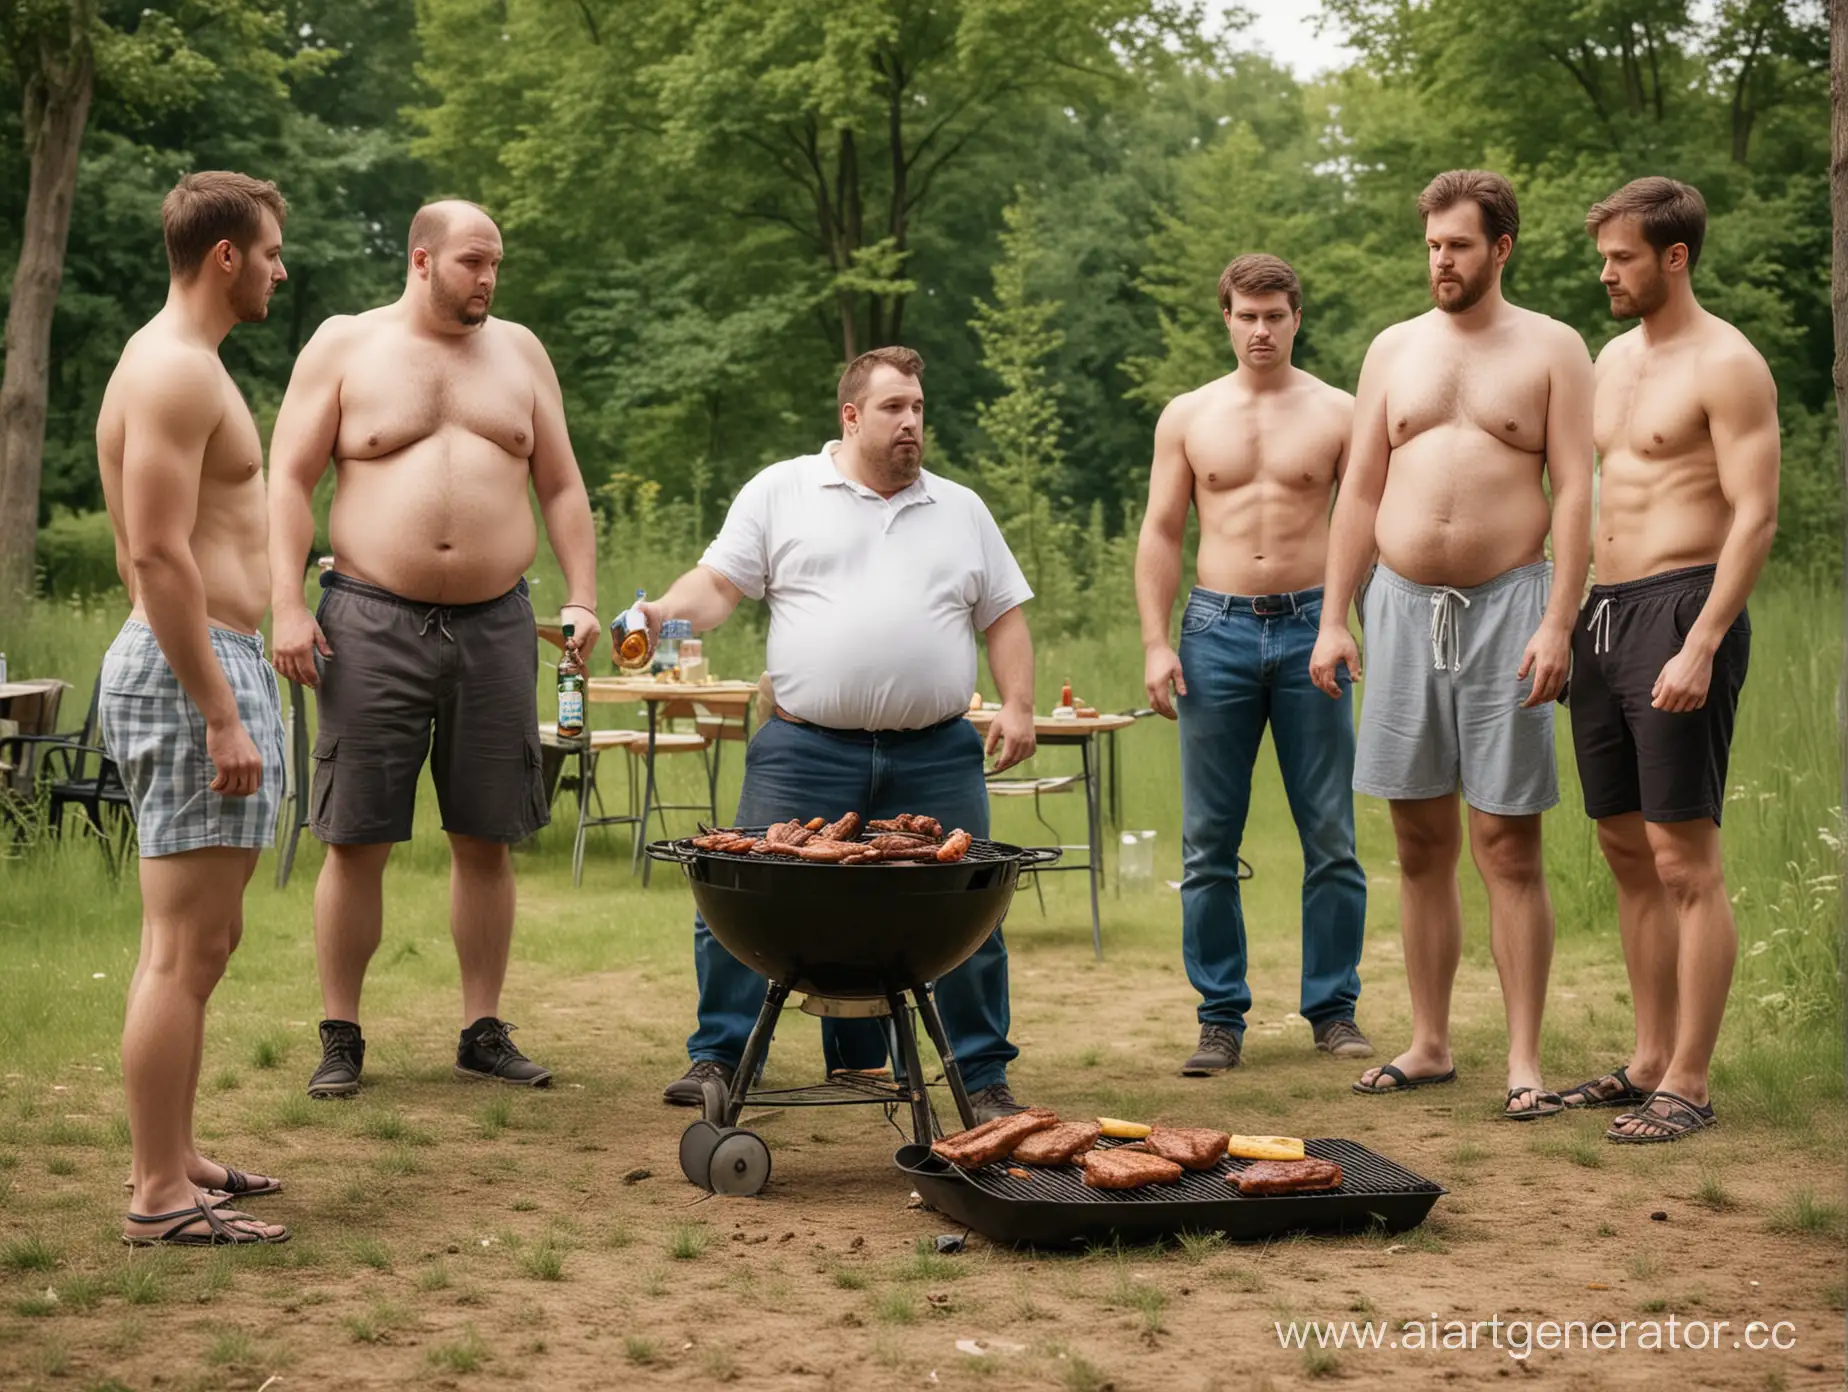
[
  {"left": 804, "top": 816, "right": 826, "bottom": 831},
  {"left": 868, "top": 815, "right": 944, "bottom": 838},
  {"left": 1232, "top": 1157, "right": 1343, "bottom": 1196},
  {"left": 935, "top": 829, "right": 973, "bottom": 863},
  {"left": 818, "top": 812, "right": 861, "bottom": 841},
  {"left": 931, "top": 1109, "right": 1058, "bottom": 1168},
  {"left": 1141, "top": 1127, "right": 1230, "bottom": 1170},
  {"left": 1009, "top": 1121, "right": 1100, "bottom": 1166},
  {"left": 866, "top": 833, "right": 938, "bottom": 852},
  {"left": 1079, "top": 1148, "right": 1184, "bottom": 1189}
]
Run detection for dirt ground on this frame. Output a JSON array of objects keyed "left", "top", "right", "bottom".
[{"left": 2, "top": 872, "right": 1843, "bottom": 1392}]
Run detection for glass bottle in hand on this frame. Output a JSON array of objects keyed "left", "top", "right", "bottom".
[{"left": 556, "top": 623, "right": 586, "bottom": 738}]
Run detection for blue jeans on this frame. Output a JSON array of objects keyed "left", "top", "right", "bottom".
[
  {"left": 687, "top": 715, "right": 1017, "bottom": 1091},
  {"left": 1176, "top": 585, "right": 1366, "bottom": 1034}
]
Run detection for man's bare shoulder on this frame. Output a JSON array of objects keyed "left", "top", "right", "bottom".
[
  {"left": 1693, "top": 313, "right": 1772, "bottom": 381},
  {"left": 112, "top": 329, "right": 224, "bottom": 411},
  {"left": 1293, "top": 369, "right": 1354, "bottom": 411},
  {"left": 1506, "top": 304, "right": 1590, "bottom": 356},
  {"left": 1592, "top": 325, "right": 1644, "bottom": 370},
  {"left": 1363, "top": 314, "right": 1427, "bottom": 359},
  {"left": 1158, "top": 381, "right": 1212, "bottom": 429}
]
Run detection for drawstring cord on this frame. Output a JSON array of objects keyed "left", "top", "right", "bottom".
[
  {"left": 1587, "top": 597, "right": 1613, "bottom": 655},
  {"left": 419, "top": 607, "right": 454, "bottom": 642},
  {"left": 1429, "top": 587, "right": 1472, "bottom": 672}
]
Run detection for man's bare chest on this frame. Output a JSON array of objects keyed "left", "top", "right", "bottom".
[
  {"left": 1186, "top": 399, "right": 1340, "bottom": 494},
  {"left": 1386, "top": 348, "right": 1549, "bottom": 451},
  {"left": 203, "top": 379, "right": 262, "bottom": 486},
  {"left": 1594, "top": 354, "right": 1708, "bottom": 463},
  {"left": 337, "top": 342, "right": 536, "bottom": 460}
]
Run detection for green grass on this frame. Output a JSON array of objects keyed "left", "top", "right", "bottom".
[
  {"left": 833, "top": 1267, "right": 870, "bottom": 1290},
  {"left": 206, "top": 1330, "right": 259, "bottom": 1366},
  {"left": 667, "top": 1222, "right": 711, "bottom": 1260},
  {"left": 478, "top": 1097, "right": 513, "bottom": 1138},
  {"left": 624, "top": 1335, "right": 659, "bottom": 1365},
  {"left": 1693, "top": 1169, "right": 1738, "bottom": 1212},
  {"left": 874, "top": 1288, "right": 919, "bottom": 1324},
  {"left": 250, "top": 1032, "right": 290, "bottom": 1069},
  {"left": 349, "top": 1238, "right": 393, "bottom": 1271},
  {"left": 416, "top": 1261, "right": 453, "bottom": 1292},
  {"left": 427, "top": 1327, "right": 488, "bottom": 1373},
  {"left": 343, "top": 1300, "right": 413, "bottom": 1345},
  {"left": 1766, "top": 1188, "right": 1845, "bottom": 1236},
  {"left": 44, "top": 1155, "right": 78, "bottom": 1176},
  {"left": 520, "top": 1239, "right": 567, "bottom": 1281}
]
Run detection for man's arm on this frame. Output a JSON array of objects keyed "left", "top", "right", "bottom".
[
  {"left": 1310, "top": 332, "right": 1395, "bottom": 696},
  {"left": 123, "top": 359, "right": 263, "bottom": 796},
  {"left": 1654, "top": 343, "right": 1779, "bottom": 711},
  {"left": 267, "top": 319, "right": 347, "bottom": 688},
  {"left": 981, "top": 604, "right": 1037, "bottom": 773},
  {"left": 520, "top": 327, "right": 600, "bottom": 659},
  {"left": 1135, "top": 395, "right": 1193, "bottom": 718},
  {"left": 648, "top": 566, "right": 746, "bottom": 634},
  {"left": 1520, "top": 325, "right": 1594, "bottom": 705}
]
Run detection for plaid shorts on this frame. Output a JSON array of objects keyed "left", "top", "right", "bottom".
[{"left": 98, "top": 620, "right": 286, "bottom": 857}]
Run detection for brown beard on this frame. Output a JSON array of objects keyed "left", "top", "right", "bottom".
[
  {"left": 1430, "top": 262, "right": 1493, "bottom": 315},
  {"left": 230, "top": 261, "right": 272, "bottom": 323},
  {"left": 864, "top": 435, "right": 924, "bottom": 488},
  {"left": 1609, "top": 268, "right": 1669, "bottom": 320},
  {"left": 431, "top": 274, "right": 491, "bottom": 326}
]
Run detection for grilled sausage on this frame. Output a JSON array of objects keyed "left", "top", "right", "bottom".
[
  {"left": 805, "top": 817, "right": 826, "bottom": 831},
  {"left": 935, "top": 829, "right": 973, "bottom": 863},
  {"left": 793, "top": 841, "right": 856, "bottom": 862},
  {"left": 866, "top": 833, "right": 935, "bottom": 852},
  {"left": 903, "top": 814, "right": 944, "bottom": 838}
]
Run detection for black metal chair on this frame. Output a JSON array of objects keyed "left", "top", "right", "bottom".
[{"left": 0, "top": 683, "right": 137, "bottom": 870}]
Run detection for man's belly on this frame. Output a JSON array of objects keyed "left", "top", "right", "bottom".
[
  {"left": 329, "top": 438, "right": 538, "bottom": 604},
  {"left": 1375, "top": 428, "right": 1550, "bottom": 587},
  {"left": 1593, "top": 455, "right": 1729, "bottom": 584},
  {"left": 1193, "top": 480, "right": 1330, "bottom": 595}
]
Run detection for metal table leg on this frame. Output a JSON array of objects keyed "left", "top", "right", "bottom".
[
  {"left": 633, "top": 700, "right": 660, "bottom": 884},
  {"left": 275, "top": 679, "right": 310, "bottom": 889},
  {"left": 1082, "top": 735, "right": 1103, "bottom": 960},
  {"left": 569, "top": 743, "right": 591, "bottom": 886}
]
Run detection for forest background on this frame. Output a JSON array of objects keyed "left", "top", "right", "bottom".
[{"left": 0, "top": 0, "right": 1837, "bottom": 626}]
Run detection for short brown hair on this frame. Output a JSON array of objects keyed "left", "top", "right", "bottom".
[
  {"left": 1417, "top": 169, "right": 1519, "bottom": 247},
  {"left": 838, "top": 346, "right": 924, "bottom": 411},
  {"left": 1585, "top": 177, "right": 1707, "bottom": 270},
  {"left": 161, "top": 171, "right": 286, "bottom": 280},
  {"left": 1217, "top": 253, "right": 1301, "bottom": 314}
]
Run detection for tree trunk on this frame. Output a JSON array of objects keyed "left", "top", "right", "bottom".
[
  {"left": 1832, "top": 0, "right": 1848, "bottom": 822},
  {"left": 0, "top": 1, "right": 96, "bottom": 599}
]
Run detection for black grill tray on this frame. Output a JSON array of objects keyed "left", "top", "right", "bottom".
[{"left": 895, "top": 1137, "right": 1444, "bottom": 1248}]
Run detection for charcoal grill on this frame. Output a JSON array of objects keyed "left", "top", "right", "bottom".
[
  {"left": 646, "top": 831, "right": 1059, "bottom": 1196},
  {"left": 896, "top": 1137, "right": 1445, "bottom": 1248}
]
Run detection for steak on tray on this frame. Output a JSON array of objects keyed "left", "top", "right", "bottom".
[
  {"left": 1009, "top": 1121, "right": 1101, "bottom": 1166},
  {"left": 1232, "top": 1157, "right": 1344, "bottom": 1195},
  {"left": 1079, "top": 1148, "right": 1184, "bottom": 1189},
  {"left": 1140, "top": 1127, "right": 1231, "bottom": 1170},
  {"left": 931, "top": 1109, "right": 1058, "bottom": 1169}
]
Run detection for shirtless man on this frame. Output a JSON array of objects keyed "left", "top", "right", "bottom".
[
  {"left": 1558, "top": 178, "right": 1778, "bottom": 1143},
  {"left": 1310, "top": 170, "right": 1593, "bottom": 1119},
  {"left": 98, "top": 171, "right": 291, "bottom": 1246},
  {"left": 268, "top": 201, "right": 600, "bottom": 1098},
  {"left": 1136, "top": 253, "right": 1372, "bottom": 1076}
]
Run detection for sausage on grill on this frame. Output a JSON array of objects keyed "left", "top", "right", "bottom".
[{"left": 935, "top": 829, "right": 973, "bottom": 863}]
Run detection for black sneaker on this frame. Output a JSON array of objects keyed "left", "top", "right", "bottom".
[
  {"left": 308, "top": 1020, "right": 365, "bottom": 1099},
  {"left": 1181, "top": 1023, "right": 1242, "bottom": 1076},
  {"left": 663, "top": 1059, "right": 735, "bottom": 1107},
  {"left": 968, "top": 1082, "right": 1027, "bottom": 1125},
  {"left": 455, "top": 1018, "right": 552, "bottom": 1087}
]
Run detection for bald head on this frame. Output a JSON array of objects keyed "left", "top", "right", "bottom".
[
  {"left": 407, "top": 200, "right": 503, "bottom": 327},
  {"left": 407, "top": 199, "right": 497, "bottom": 261}
]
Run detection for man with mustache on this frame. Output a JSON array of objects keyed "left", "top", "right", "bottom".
[
  {"left": 1311, "top": 170, "right": 1593, "bottom": 1119},
  {"left": 641, "top": 347, "right": 1040, "bottom": 1121},
  {"left": 1560, "top": 178, "right": 1779, "bottom": 1143},
  {"left": 268, "top": 200, "right": 601, "bottom": 1098},
  {"left": 98, "top": 171, "right": 291, "bottom": 1244}
]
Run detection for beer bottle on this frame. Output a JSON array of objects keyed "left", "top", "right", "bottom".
[
  {"left": 556, "top": 623, "right": 586, "bottom": 738},
  {"left": 612, "top": 588, "right": 653, "bottom": 672}
]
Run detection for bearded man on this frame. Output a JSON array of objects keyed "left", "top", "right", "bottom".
[{"left": 1310, "top": 170, "right": 1594, "bottom": 1120}]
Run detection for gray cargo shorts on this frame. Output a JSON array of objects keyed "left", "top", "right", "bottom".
[
  {"left": 310, "top": 572, "right": 548, "bottom": 845},
  {"left": 98, "top": 620, "right": 286, "bottom": 857},
  {"left": 1353, "top": 560, "right": 1559, "bottom": 816}
]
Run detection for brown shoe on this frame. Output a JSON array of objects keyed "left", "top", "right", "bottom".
[{"left": 1314, "top": 1018, "right": 1373, "bottom": 1059}]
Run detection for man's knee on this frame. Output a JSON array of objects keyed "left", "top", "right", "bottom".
[
  {"left": 143, "top": 923, "right": 234, "bottom": 997},
  {"left": 325, "top": 841, "right": 393, "bottom": 876},
  {"left": 1470, "top": 814, "right": 1544, "bottom": 886},
  {"left": 1596, "top": 817, "right": 1656, "bottom": 886},
  {"left": 1393, "top": 810, "right": 1460, "bottom": 878},
  {"left": 1648, "top": 833, "right": 1723, "bottom": 906},
  {"left": 448, "top": 833, "right": 512, "bottom": 873}
]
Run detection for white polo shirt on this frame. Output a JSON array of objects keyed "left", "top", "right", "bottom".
[{"left": 699, "top": 442, "right": 1032, "bottom": 731}]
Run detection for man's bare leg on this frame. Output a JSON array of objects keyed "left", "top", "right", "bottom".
[
  {"left": 314, "top": 842, "right": 394, "bottom": 1023},
  {"left": 1467, "top": 809, "right": 1555, "bottom": 1112},
  {"left": 1357, "top": 794, "right": 1463, "bottom": 1089},
  {"left": 1610, "top": 819, "right": 1734, "bottom": 1134},
  {"left": 449, "top": 833, "right": 515, "bottom": 1025},
  {"left": 1594, "top": 814, "right": 1677, "bottom": 1094},
  {"left": 123, "top": 848, "right": 282, "bottom": 1241}
]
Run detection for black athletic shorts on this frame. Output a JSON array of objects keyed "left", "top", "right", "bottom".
[
  {"left": 309, "top": 572, "right": 548, "bottom": 845},
  {"left": 1567, "top": 564, "right": 1750, "bottom": 825}
]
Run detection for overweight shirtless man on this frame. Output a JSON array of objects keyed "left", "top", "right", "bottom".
[
  {"left": 1558, "top": 178, "right": 1779, "bottom": 1144},
  {"left": 1310, "top": 170, "right": 1594, "bottom": 1119},
  {"left": 269, "top": 201, "right": 600, "bottom": 1098},
  {"left": 98, "top": 172, "right": 291, "bottom": 1245},
  {"left": 1135, "top": 253, "right": 1372, "bottom": 1077}
]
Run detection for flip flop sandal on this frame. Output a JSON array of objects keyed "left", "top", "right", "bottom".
[
  {"left": 124, "top": 1168, "right": 280, "bottom": 1200},
  {"left": 1351, "top": 1063, "right": 1458, "bottom": 1095},
  {"left": 1501, "top": 1086, "right": 1565, "bottom": 1121},
  {"left": 123, "top": 1202, "right": 291, "bottom": 1247},
  {"left": 1605, "top": 1090, "right": 1716, "bottom": 1144},
  {"left": 1559, "top": 1065, "right": 1648, "bottom": 1110}
]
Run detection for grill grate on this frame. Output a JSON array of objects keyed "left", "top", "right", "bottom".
[
  {"left": 672, "top": 833, "right": 1027, "bottom": 867},
  {"left": 951, "top": 1138, "right": 1441, "bottom": 1206}
]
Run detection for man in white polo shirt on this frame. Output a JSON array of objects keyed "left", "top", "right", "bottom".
[{"left": 640, "top": 346, "right": 1040, "bottom": 1122}]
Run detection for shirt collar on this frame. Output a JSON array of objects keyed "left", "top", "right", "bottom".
[{"left": 813, "top": 441, "right": 934, "bottom": 507}]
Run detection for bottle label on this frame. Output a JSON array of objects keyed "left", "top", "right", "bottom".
[{"left": 558, "top": 690, "right": 584, "bottom": 731}]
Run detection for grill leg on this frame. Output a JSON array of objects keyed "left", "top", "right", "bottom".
[
  {"left": 724, "top": 979, "right": 790, "bottom": 1127},
  {"left": 912, "top": 986, "right": 976, "bottom": 1132},
  {"left": 886, "top": 991, "right": 937, "bottom": 1146}
]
